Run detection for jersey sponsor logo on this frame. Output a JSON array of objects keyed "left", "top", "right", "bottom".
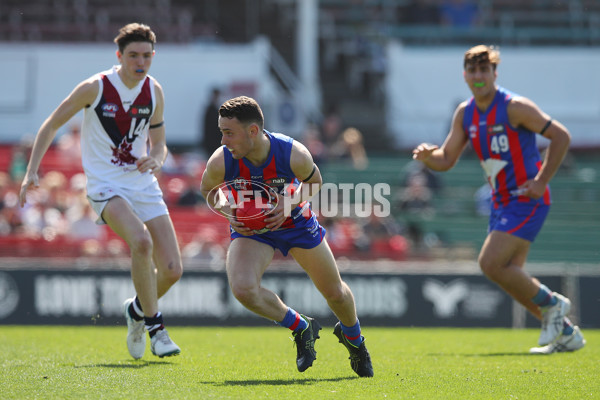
[
  {"left": 266, "top": 177, "right": 286, "bottom": 185},
  {"left": 101, "top": 103, "right": 119, "bottom": 117},
  {"left": 129, "top": 105, "right": 151, "bottom": 117},
  {"left": 488, "top": 124, "right": 505, "bottom": 134}
]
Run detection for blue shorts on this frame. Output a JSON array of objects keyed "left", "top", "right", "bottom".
[
  {"left": 230, "top": 212, "right": 326, "bottom": 256},
  {"left": 488, "top": 200, "right": 549, "bottom": 242}
]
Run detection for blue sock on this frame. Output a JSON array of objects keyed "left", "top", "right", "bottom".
[
  {"left": 562, "top": 317, "right": 574, "bottom": 336},
  {"left": 340, "top": 320, "right": 364, "bottom": 348},
  {"left": 277, "top": 308, "right": 308, "bottom": 333},
  {"left": 532, "top": 284, "right": 557, "bottom": 308}
]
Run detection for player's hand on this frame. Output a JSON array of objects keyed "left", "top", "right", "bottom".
[
  {"left": 412, "top": 143, "right": 438, "bottom": 161},
  {"left": 136, "top": 156, "right": 162, "bottom": 174},
  {"left": 264, "top": 194, "right": 287, "bottom": 231},
  {"left": 230, "top": 219, "right": 255, "bottom": 235},
  {"left": 513, "top": 179, "right": 546, "bottom": 199},
  {"left": 19, "top": 172, "right": 40, "bottom": 208}
]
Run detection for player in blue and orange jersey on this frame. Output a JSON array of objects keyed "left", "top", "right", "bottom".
[
  {"left": 200, "top": 96, "right": 373, "bottom": 377},
  {"left": 19, "top": 23, "right": 182, "bottom": 359},
  {"left": 412, "top": 45, "right": 585, "bottom": 354}
]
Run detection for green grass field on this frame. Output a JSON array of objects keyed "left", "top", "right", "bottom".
[{"left": 1, "top": 326, "right": 598, "bottom": 399}]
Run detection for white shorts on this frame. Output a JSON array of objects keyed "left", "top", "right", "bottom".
[{"left": 87, "top": 181, "right": 168, "bottom": 225}]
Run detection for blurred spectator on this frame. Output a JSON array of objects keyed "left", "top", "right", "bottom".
[
  {"left": 200, "top": 88, "right": 223, "bottom": 158},
  {"left": 181, "top": 227, "right": 226, "bottom": 268},
  {"left": 474, "top": 183, "right": 492, "bottom": 217},
  {"left": 65, "top": 173, "right": 104, "bottom": 241},
  {"left": 396, "top": 171, "right": 436, "bottom": 248},
  {"left": 398, "top": 173, "right": 434, "bottom": 215},
  {"left": 177, "top": 174, "right": 206, "bottom": 207},
  {"left": 9, "top": 135, "right": 33, "bottom": 182},
  {"left": 330, "top": 127, "right": 369, "bottom": 170},
  {"left": 402, "top": 160, "right": 443, "bottom": 195},
  {"left": 320, "top": 216, "right": 363, "bottom": 254},
  {"left": 0, "top": 177, "right": 22, "bottom": 236},
  {"left": 0, "top": 172, "right": 13, "bottom": 236},
  {"left": 57, "top": 120, "right": 82, "bottom": 167},
  {"left": 301, "top": 123, "right": 327, "bottom": 165},
  {"left": 40, "top": 171, "right": 72, "bottom": 213},
  {"left": 361, "top": 213, "right": 401, "bottom": 242},
  {"left": 67, "top": 200, "right": 105, "bottom": 241},
  {"left": 321, "top": 103, "right": 343, "bottom": 147},
  {"left": 358, "top": 212, "right": 407, "bottom": 257}
]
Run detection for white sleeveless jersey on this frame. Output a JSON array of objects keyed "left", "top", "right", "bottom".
[{"left": 81, "top": 66, "right": 158, "bottom": 194}]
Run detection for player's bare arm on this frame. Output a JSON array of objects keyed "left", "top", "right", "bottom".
[
  {"left": 19, "top": 78, "right": 99, "bottom": 207},
  {"left": 412, "top": 102, "right": 469, "bottom": 171},
  {"left": 508, "top": 97, "right": 571, "bottom": 198},
  {"left": 138, "top": 81, "right": 167, "bottom": 174},
  {"left": 264, "top": 141, "right": 322, "bottom": 230},
  {"left": 200, "top": 148, "right": 252, "bottom": 235}
]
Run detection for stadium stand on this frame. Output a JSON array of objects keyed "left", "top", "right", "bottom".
[
  {"left": 320, "top": 153, "right": 600, "bottom": 264},
  {"left": 1, "top": 1, "right": 598, "bottom": 264}
]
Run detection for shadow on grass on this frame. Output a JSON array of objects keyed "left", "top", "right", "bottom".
[
  {"left": 464, "top": 352, "right": 533, "bottom": 357},
  {"left": 427, "top": 352, "right": 531, "bottom": 357},
  {"left": 73, "top": 360, "right": 174, "bottom": 369},
  {"left": 202, "top": 376, "right": 357, "bottom": 386}
]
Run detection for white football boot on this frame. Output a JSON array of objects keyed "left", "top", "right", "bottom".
[
  {"left": 150, "top": 329, "right": 181, "bottom": 358},
  {"left": 123, "top": 298, "right": 146, "bottom": 359},
  {"left": 530, "top": 326, "right": 586, "bottom": 354},
  {"left": 538, "top": 293, "right": 571, "bottom": 346}
]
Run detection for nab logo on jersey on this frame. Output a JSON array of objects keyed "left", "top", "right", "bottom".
[
  {"left": 129, "top": 105, "right": 151, "bottom": 117},
  {"left": 102, "top": 103, "right": 119, "bottom": 118},
  {"left": 488, "top": 124, "right": 505, "bottom": 135}
]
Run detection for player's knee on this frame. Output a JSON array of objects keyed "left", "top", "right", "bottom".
[
  {"left": 161, "top": 260, "right": 183, "bottom": 285},
  {"left": 128, "top": 232, "right": 153, "bottom": 257},
  {"left": 230, "top": 282, "right": 259, "bottom": 306},
  {"left": 478, "top": 255, "right": 501, "bottom": 281},
  {"left": 321, "top": 284, "right": 348, "bottom": 305}
]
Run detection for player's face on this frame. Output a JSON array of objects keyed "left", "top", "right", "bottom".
[
  {"left": 219, "top": 116, "right": 254, "bottom": 159},
  {"left": 464, "top": 62, "right": 497, "bottom": 97},
  {"left": 117, "top": 41, "right": 154, "bottom": 85}
]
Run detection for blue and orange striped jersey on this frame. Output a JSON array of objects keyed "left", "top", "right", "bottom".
[{"left": 463, "top": 86, "right": 551, "bottom": 208}]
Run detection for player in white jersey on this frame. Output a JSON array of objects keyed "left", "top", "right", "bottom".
[{"left": 19, "top": 23, "right": 182, "bottom": 359}]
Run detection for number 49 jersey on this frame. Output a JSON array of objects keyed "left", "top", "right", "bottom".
[
  {"left": 81, "top": 66, "right": 158, "bottom": 193},
  {"left": 463, "top": 86, "right": 551, "bottom": 208}
]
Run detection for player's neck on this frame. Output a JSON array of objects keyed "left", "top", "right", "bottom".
[
  {"left": 245, "top": 133, "right": 271, "bottom": 166},
  {"left": 117, "top": 68, "right": 143, "bottom": 89},
  {"left": 474, "top": 88, "right": 497, "bottom": 112}
]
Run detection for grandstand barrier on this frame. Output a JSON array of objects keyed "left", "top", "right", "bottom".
[{"left": 0, "top": 265, "right": 598, "bottom": 328}]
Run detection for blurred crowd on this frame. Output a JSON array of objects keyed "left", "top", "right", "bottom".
[{"left": 0, "top": 100, "right": 451, "bottom": 264}]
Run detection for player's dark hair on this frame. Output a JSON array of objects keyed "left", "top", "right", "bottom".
[
  {"left": 464, "top": 45, "right": 500, "bottom": 71},
  {"left": 114, "top": 23, "right": 156, "bottom": 54},
  {"left": 219, "top": 96, "right": 264, "bottom": 129}
]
